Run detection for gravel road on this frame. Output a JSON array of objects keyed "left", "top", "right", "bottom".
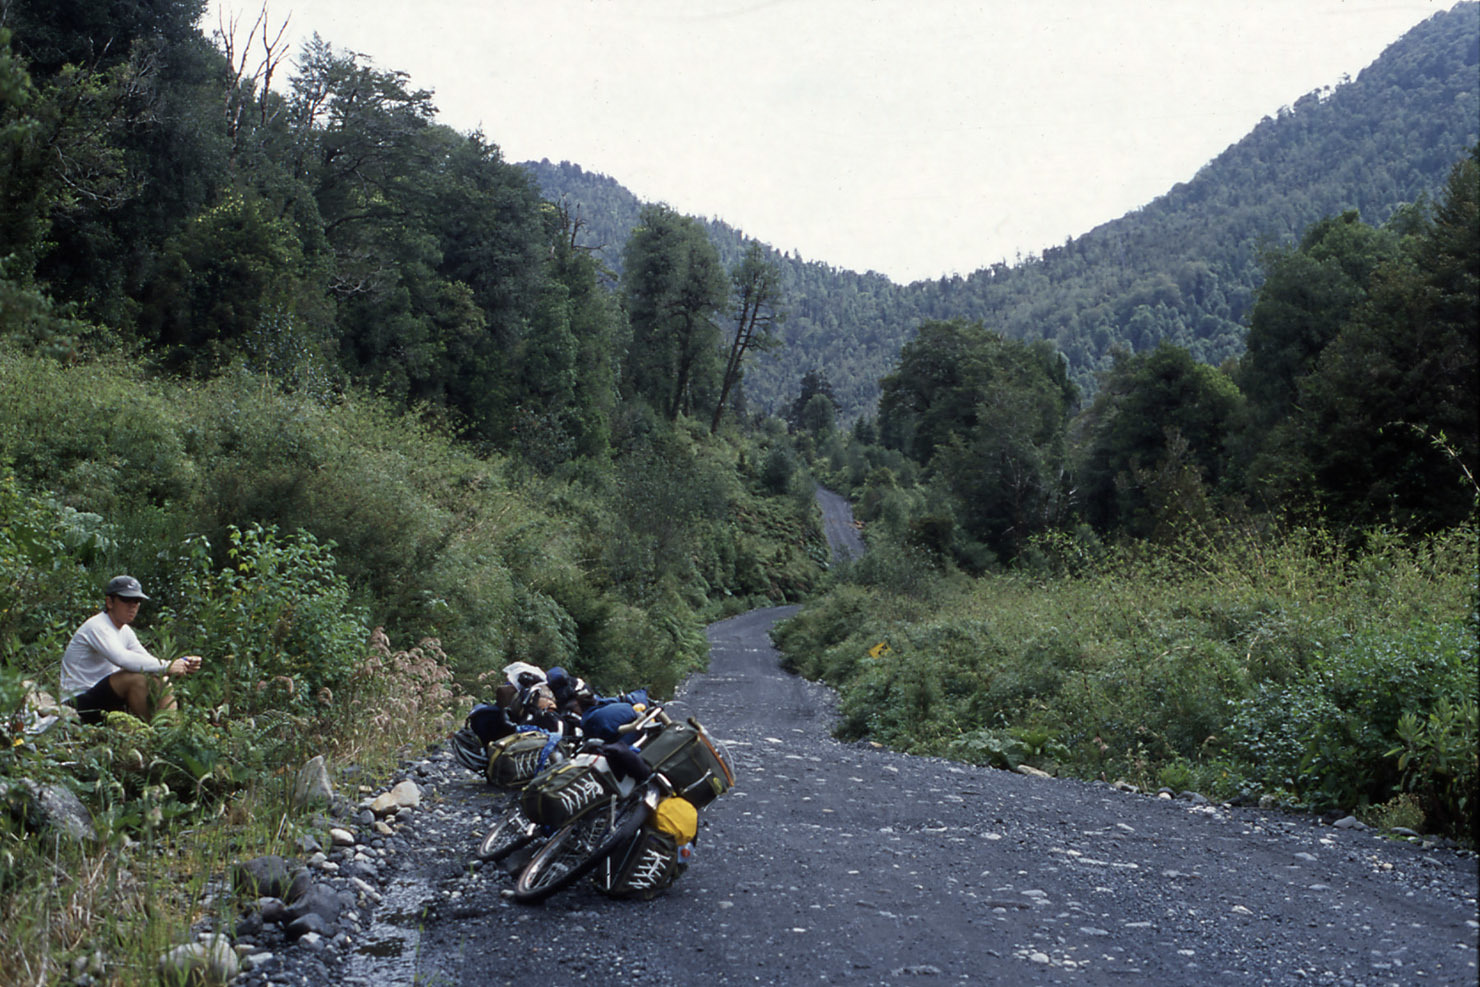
[
  {"left": 234, "top": 490, "right": 1476, "bottom": 986},
  {"left": 261, "top": 604, "right": 1474, "bottom": 987},
  {"left": 815, "top": 485, "right": 866, "bottom": 562}
]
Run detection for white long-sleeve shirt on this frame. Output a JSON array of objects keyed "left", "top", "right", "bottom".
[{"left": 60, "top": 610, "right": 169, "bottom": 698}]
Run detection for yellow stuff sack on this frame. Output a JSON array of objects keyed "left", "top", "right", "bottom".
[{"left": 652, "top": 796, "right": 698, "bottom": 843}]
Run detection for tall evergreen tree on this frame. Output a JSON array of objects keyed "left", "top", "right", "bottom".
[
  {"left": 879, "top": 319, "right": 1077, "bottom": 558},
  {"left": 620, "top": 205, "right": 728, "bottom": 421},
  {"left": 1264, "top": 147, "right": 1479, "bottom": 533},
  {"left": 1076, "top": 342, "right": 1242, "bottom": 538}
]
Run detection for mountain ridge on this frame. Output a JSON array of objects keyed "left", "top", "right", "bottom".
[{"left": 522, "top": 1, "right": 1478, "bottom": 418}]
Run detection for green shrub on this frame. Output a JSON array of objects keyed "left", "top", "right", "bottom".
[
  {"left": 1229, "top": 620, "right": 1475, "bottom": 821},
  {"left": 158, "top": 524, "right": 368, "bottom": 719},
  {"left": 780, "top": 521, "right": 1476, "bottom": 837},
  {"left": 0, "top": 469, "right": 100, "bottom": 671},
  {"left": 1388, "top": 694, "right": 1477, "bottom": 837},
  {"left": 0, "top": 352, "right": 196, "bottom": 512}
]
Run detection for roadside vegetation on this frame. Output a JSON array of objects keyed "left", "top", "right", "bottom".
[
  {"left": 776, "top": 522, "right": 1476, "bottom": 838},
  {"left": 782, "top": 146, "right": 1478, "bottom": 844},
  {"left": 0, "top": 358, "right": 823, "bottom": 984},
  {"left": 1, "top": 3, "right": 1474, "bottom": 983}
]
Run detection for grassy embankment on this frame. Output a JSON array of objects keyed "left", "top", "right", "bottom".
[
  {"left": 776, "top": 522, "right": 1477, "bottom": 840},
  {"left": 0, "top": 347, "right": 824, "bottom": 985}
]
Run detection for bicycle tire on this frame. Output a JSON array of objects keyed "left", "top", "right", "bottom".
[
  {"left": 513, "top": 796, "right": 643, "bottom": 903},
  {"left": 477, "top": 808, "right": 539, "bottom": 863}
]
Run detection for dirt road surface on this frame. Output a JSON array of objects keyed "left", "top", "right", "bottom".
[
  {"left": 326, "top": 604, "right": 1477, "bottom": 987},
  {"left": 264, "top": 490, "right": 1475, "bottom": 986}
]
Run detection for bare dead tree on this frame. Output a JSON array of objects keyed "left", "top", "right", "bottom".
[{"left": 215, "top": 3, "right": 291, "bottom": 156}]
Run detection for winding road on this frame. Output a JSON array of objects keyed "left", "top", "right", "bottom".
[{"left": 344, "top": 490, "right": 1478, "bottom": 986}]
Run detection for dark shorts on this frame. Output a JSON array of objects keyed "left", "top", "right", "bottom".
[{"left": 70, "top": 675, "right": 128, "bottom": 725}]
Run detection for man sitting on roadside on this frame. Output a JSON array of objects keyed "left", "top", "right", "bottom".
[{"left": 61, "top": 575, "right": 203, "bottom": 724}]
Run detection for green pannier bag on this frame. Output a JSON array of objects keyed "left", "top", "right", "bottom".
[
  {"left": 590, "top": 826, "right": 687, "bottom": 900},
  {"left": 520, "top": 760, "right": 612, "bottom": 827},
  {"left": 485, "top": 731, "right": 560, "bottom": 790},
  {"left": 638, "top": 719, "right": 735, "bottom": 808}
]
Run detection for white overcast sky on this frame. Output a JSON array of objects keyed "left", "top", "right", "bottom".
[{"left": 205, "top": 0, "right": 1454, "bottom": 283}]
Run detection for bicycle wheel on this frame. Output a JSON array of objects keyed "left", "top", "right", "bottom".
[
  {"left": 477, "top": 807, "right": 539, "bottom": 863},
  {"left": 513, "top": 797, "right": 641, "bottom": 903}
]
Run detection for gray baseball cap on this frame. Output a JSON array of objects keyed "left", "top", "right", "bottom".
[{"left": 104, "top": 575, "right": 149, "bottom": 600}]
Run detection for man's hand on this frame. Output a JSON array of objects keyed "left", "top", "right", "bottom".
[{"left": 169, "top": 655, "right": 203, "bottom": 676}]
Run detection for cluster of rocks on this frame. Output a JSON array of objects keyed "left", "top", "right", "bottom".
[{"left": 159, "top": 764, "right": 434, "bottom": 987}]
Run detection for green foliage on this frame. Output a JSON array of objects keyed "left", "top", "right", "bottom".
[
  {"left": 713, "top": 242, "right": 783, "bottom": 433},
  {"left": 779, "top": 522, "right": 1478, "bottom": 839},
  {"left": 1389, "top": 695, "right": 1477, "bottom": 834},
  {"left": 1237, "top": 211, "right": 1400, "bottom": 432},
  {"left": 878, "top": 319, "right": 1076, "bottom": 559},
  {"left": 0, "top": 468, "right": 101, "bottom": 670},
  {"left": 1252, "top": 148, "right": 1479, "bottom": 535},
  {"left": 140, "top": 187, "right": 330, "bottom": 375},
  {"left": 1229, "top": 619, "right": 1476, "bottom": 825},
  {"left": 621, "top": 204, "right": 730, "bottom": 421},
  {"left": 0, "top": 349, "right": 197, "bottom": 513},
  {"left": 760, "top": 444, "right": 796, "bottom": 496},
  {"left": 1076, "top": 342, "right": 1242, "bottom": 538},
  {"left": 159, "top": 524, "right": 368, "bottom": 718}
]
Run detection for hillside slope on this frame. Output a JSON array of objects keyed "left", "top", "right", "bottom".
[{"left": 524, "top": 2, "right": 1478, "bottom": 416}]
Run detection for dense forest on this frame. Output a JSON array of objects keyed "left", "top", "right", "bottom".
[
  {"left": 527, "top": 1, "right": 1479, "bottom": 417},
  {"left": 1, "top": 2, "right": 1475, "bottom": 981}
]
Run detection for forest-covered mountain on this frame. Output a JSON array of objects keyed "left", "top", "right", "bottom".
[{"left": 524, "top": 1, "right": 1479, "bottom": 418}]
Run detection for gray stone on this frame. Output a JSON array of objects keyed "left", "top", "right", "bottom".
[
  {"left": 286, "top": 883, "right": 344, "bottom": 929},
  {"left": 286, "top": 869, "right": 314, "bottom": 904},
  {"left": 233, "top": 855, "right": 296, "bottom": 899},
  {"left": 243, "top": 951, "right": 276, "bottom": 971},
  {"left": 1, "top": 780, "right": 97, "bottom": 844},
  {"left": 286, "top": 912, "right": 332, "bottom": 940},
  {"left": 257, "top": 896, "right": 287, "bottom": 923},
  {"left": 157, "top": 935, "right": 239, "bottom": 986},
  {"left": 235, "top": 910, "right": 264, "bottom": 939},
  {"left": 293, "top": 755, "right": 334, "bottom": 808},
  {"left": 1333, "top": 815, "right": 1367, "bottom": 830},
  {"left": 389, "top": 779, "right": 422, "bottom": 808}
]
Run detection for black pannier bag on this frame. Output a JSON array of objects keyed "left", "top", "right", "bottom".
[
  {"left": 591, "top": 826, "right": 687, "bottom": 900},
  {"left": 637, "top": 719, "right": 735, "bottom": 808},
  {"left": 520, "top": 760, "right": 613, "bottom": 827},
  {"left": 485, "top": 730, "right": 561, "bottom": 790}
]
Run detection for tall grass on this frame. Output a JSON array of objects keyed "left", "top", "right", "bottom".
[{"left": 776, "top": 522, "right": 1477, "bottom": 838}]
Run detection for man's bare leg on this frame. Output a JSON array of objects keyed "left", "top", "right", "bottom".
[{"left": 107, "top": 670, "right": 176, "bottom": 720}]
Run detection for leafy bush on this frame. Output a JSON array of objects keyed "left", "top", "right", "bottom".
[
  {"left": 0, "top": 351, "right": 196, "bottom": 512},
  {"left": 1389, "top": 695, "right": 1477, "bottom": 835},
  {"left": 158, "top": 524, "right": 369, "bottom": 719},
  {"left": 1228, "top": 619, "right": 1475, "bottom": 823},
  {"left": 0, "top": 469, "right": 100, "bottom": 671},
  {"left": 780, "top": 521, "right": 1477, "bottom": 838}
]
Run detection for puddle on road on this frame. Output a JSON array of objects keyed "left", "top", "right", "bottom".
[{"left": 345, "top": 876, "right": 434, "bottom": 983}]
